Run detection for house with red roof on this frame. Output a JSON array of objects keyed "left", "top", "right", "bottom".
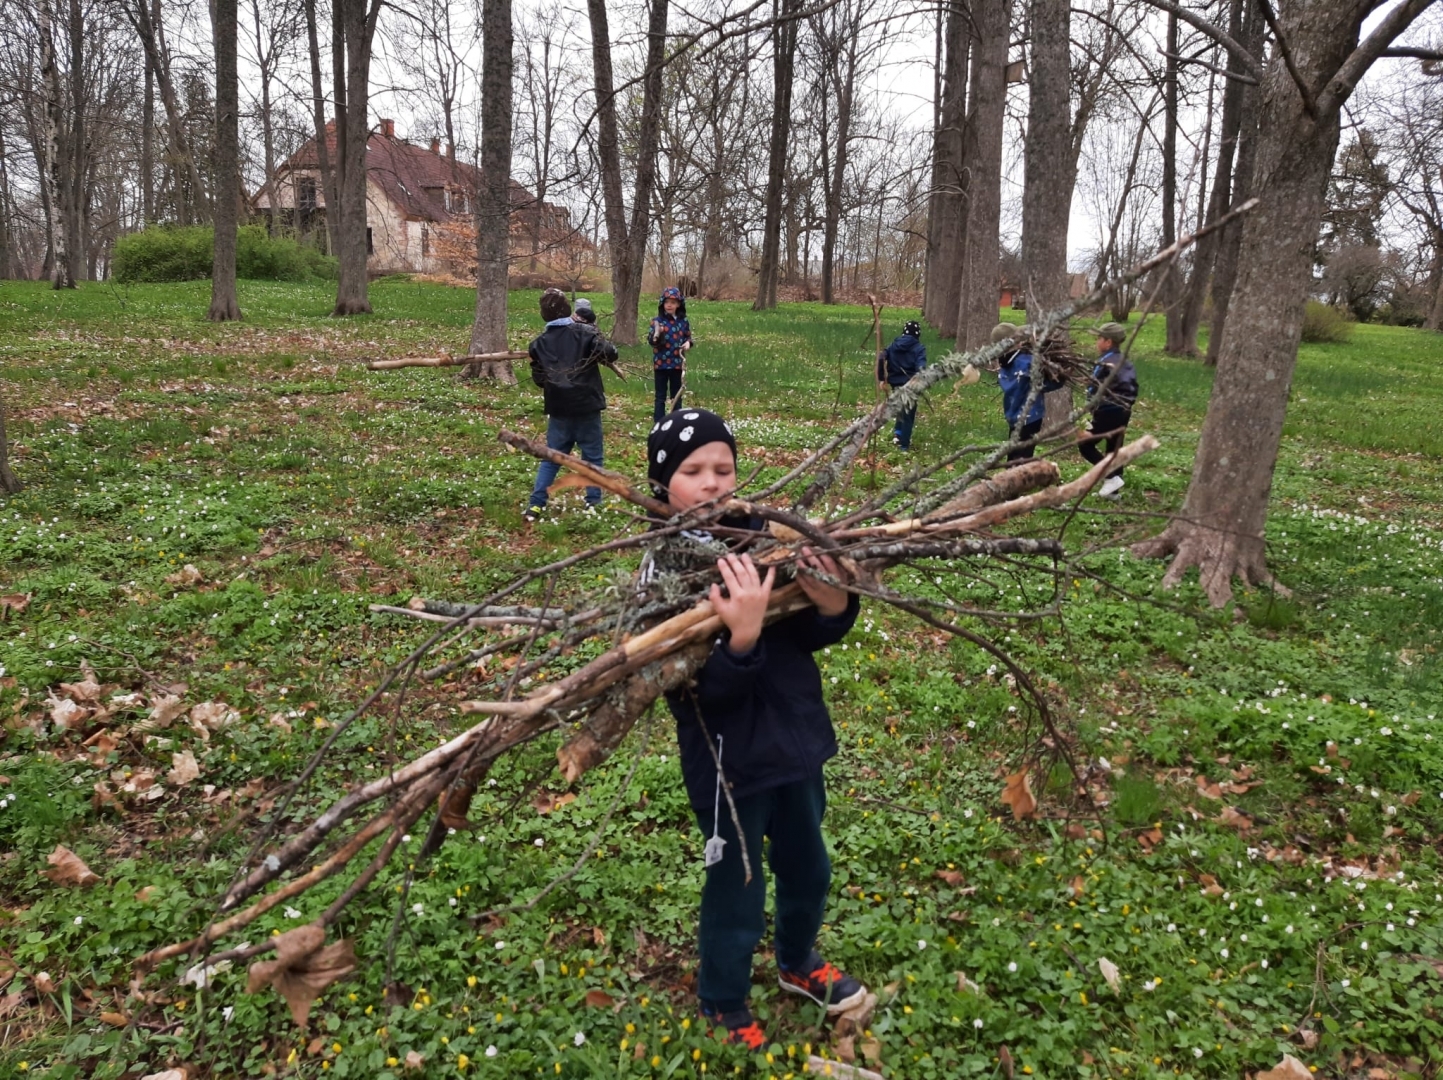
[{"left": 254, "top": 119, "right": 583, "bottom": 277}]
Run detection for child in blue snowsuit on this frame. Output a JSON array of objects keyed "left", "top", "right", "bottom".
[
  {"left": 648, "top": 286, "right": 693, "bottom": 422},
  {"left": 876, "top": 320, "right": 926, "bottom": 450},
  {"left": 992, "top": 322, "right": 1061, "bottom": 461}
]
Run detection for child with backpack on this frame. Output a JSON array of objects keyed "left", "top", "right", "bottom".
[{"left": 876, "top": 320, "right": 927, "bottom": 450}]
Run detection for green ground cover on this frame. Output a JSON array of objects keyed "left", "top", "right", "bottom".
[{"left": 2, "top": 278, "right": 1443, "bottom": 1079}]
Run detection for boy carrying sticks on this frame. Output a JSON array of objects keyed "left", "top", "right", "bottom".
[{"left": 643, "top": 408, "right": 869, "bottom": 1048}]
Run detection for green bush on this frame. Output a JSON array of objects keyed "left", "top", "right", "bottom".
[
  {"left": 113, "top": 225, "right": 336, "bottom": 284},
  {"left": 1300, "top": 299, "right": 1354, "bottom": 343}
]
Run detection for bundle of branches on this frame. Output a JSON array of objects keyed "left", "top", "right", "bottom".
[{"left": 137, "top": 203, "right": 1252, "bottom": 1009}]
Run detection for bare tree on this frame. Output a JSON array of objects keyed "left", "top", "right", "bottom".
[
  {"left": 207, "top": 0, "right": 242, "bottom": 320},
  {"left": 330, "top": 0, "right": 383, "bottom": 316},
  {"left": 923, "top": 0, "right": 969, "bottom": 336},
  {"left": 0, "top": 391, "right": 19, "bottom": 494},
  {"left": 754, "top": 0, "right": 800, "bottom": 310},
  {"left": 586, "top": 0, "right": 667, "bottom": 343},
  {"left": 1135, "top": 0, "right": 1438, "bottom": 605},
  {"left": 955, "top": 0, "right": 1009, "bottom": 347},
  {"left": 465, "top": 0, "right": 514, "bottom": 380}
]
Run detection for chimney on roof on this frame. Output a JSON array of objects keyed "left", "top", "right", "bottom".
[
  {"left": 430, "top": 137, "right": 441, "bottom": 154},
  {"left": 380, "top": 118, "right": 395, "bottom": 138}
]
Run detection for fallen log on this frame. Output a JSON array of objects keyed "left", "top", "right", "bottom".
[{"left": 365, "top": 351, "right": 527, "bottom": 370}]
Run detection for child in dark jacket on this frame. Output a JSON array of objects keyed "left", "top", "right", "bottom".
[
  {"left": 1079, "top": 321, "right": 1139, "bottom": 497},
  {"left": 876, "top": 320, "right": 927, "bottom": 450},
  {"left": 992, "top": 322, "right": 1062, "bottom": 461},
  {"left": 524, "top": 288, "right": 619, "bottom": 521},
  {"left": 648, "top": 287, "right": 693, "bottom": 422},
  {"left": 644, "top": 408, "right": 868, "bottom": 1049}
]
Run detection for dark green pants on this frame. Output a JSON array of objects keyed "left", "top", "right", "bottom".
[{"left": 692, "top": 773, "right": 831, "bottom": 1013}]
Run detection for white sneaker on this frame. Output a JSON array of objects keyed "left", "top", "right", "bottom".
[{"left": 1099, "top": 476, "right": 1124, "bottom": 497}]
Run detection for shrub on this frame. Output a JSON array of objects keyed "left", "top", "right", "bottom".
[
  {"left": 113, "top": 225, "right": 336, "bottom": 284},
  {"left": 1300, "top": 299, "right": 1354, "bottom": 344}
]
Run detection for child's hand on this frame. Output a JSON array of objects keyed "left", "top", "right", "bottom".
[
  {"left": 796, "top": 547, "right": 850, "bottom": 617},
  {"left": 711, "top": 553, "right": 774, "bottom": 655},
  {"left": 682, "top": 341, "right": 692, "bottom": 352}
]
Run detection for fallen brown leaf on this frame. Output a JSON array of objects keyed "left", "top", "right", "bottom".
[
  {"left": 1257, "top": 1055, "right": 1312, "bottom": 1080},
  {"left": 935, "top": 869, "right": 965, "bottom": 887},
  {"left": 532, "top": 791, "right": 576, "bottom": 815},
  {"left": 1195, "top": 774, "right": 1223, "bottom": 800},
  {"left": 1000, "top": 770, "right": 1037, "bottom": 820},
  {"left": 1199, "top": 873, "right": 1224, "bottom": 897},
  {"left": 0, "top": 592, "right": 31, "bottom": 616},
  {"left": 1217, "top": 806, "right": 1254, "bottom": 832},
  {"left": 584, "top": 989, "right": 615, "bottom": 1009},
  {"left": 139, "top": 695, "right": 187, "bottom": 731},
  {"left": 998, "top": 1044, "right": 1014, "bottom": 1079},
  {"left": 61, "top": 664, "right": 105, "bottom": 704},
  {"left": 245, "top": 923, "right": 356, "bottom": 1027},
  {"left": 1136, "top": 827, "right": 1164, "bottom": 851},
  {"left": 164, "top": 564, "right": 204, "bottom": 586},
  {"left": 189, "top": 701, "right": 238, "bottom": 738},
  {"left": 404, "top": 1050, "right": 425, "bottom": 1070},
  {"left": 0, "top": 992, "right": 23, "bottom": 1019},
  {"left": 43, "top": 845, "right": 99, "bottom": 887},
  {"left": 34, "top": 972, "right": 56, "bottom": 993},
  {"left": 100, "top": 1010, "right": 129, "bottom": 1027},
  {"left": 140, "top": 1071, "right": 189, "bottom": 1080},
  {"left": 48, "top": 696, "right": 89, "bottom": 730},
  {"left": 167, "top": 749, "right": 202, "bottom": 787}
]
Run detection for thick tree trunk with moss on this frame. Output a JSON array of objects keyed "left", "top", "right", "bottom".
[
  {"left": 922, "top": 0, "right": 968, "bottom": 336},
  {"left": 207, "top": 0, "right": 242, "bottom": 322},
  {"left": 466, "top": 0, "right": 516, "bottom": 382},
  {"left": 1134, "top": 0, "right": 1433, "bottom": 605}
]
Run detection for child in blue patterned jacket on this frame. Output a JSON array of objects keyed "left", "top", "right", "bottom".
[{"left": 648, "top": 286, "right": 693, "bottom": 422}]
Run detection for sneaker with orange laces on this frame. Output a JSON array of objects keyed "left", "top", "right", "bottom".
[
  {"left": 777, "top": 951, "right": 868, "bottom": 1014},
  {"left": 700, "top": 1005, "right": 767, "bottom": 1049}
]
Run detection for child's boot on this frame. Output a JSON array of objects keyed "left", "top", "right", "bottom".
[
  {"left": 778, "top": 951, "right": 868, "bottom": 1014},
  {"left": 700, "top": 1004, "right": 767, "bottom": 1049}
]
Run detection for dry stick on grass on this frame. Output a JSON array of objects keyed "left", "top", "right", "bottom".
[{"left": 365, "top": 351, "right": 528, "bottom": 370}]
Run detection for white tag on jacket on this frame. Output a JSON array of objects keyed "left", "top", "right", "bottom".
[{"left": 705, "top": 735, "right": 725, "bottom": 868}]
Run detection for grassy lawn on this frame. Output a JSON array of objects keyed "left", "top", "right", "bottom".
[{"left": 2, "top": 278, "right": 1443, "bottom": 1079}]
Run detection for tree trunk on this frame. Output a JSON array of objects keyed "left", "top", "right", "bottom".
[
  {"left": 820, "top": 36, "right": 856, "bottom": 306},
  {"left": 1205, "top": 1, "right": 1265, "bottom": 366},
  {"left": 0, "top": 392, "right": 20, "bottom": 494},
  {"left": 208, "top": 0, "right": 242, "bottom": 322},
  {"left": 1021, "top": 0, "right": 1072, "bottom": 431},
  {"left": 754, "top": 0, "right": 800, "bottom": 311},
  {"left": 466, "top": 0, "right": 515, "bottom": 381},
  {"left": 1161, "top": 13, "right": 1186, "bottom": 353},
  {"left": 587, "top": 0, "right": 635, "bottom": 341},
  {"left": 1134, "top": 0, "right": 1424, "bottom": 605},
  {"left": 142, "top": 5, "right": 154, "bottom": 227},
  {"left": 131, "top": 0, "right": 208, "bottom": 223},
  {"left": 1176, "top": 0, "right": 1249, "bottom": 356},
  {"left": 924, "top": 0, "right": 969, "bottom": 334},
  {"left": 955, "top": 0, "right": 1008, "bottom": 348},
  {"left": 331, "top": 0, "right": 381, "bottom": 316},
  {"left": 619, "top": 0, "right": 669, "bottom": 337},
  {"left": 253, "top": 0, "right": 278, "bottom": 236},
  {"left": 65, "top": 0, "right": 85, "bottom": 284},
  {"left": 39, "top": 0, "right": 73, "bottom": 290},
  {"left": 303, "top": 0, "right": 340, "bottom": 258},
  {"left": 1426, "top": 233, "right": 1443, "bottom": 331}
]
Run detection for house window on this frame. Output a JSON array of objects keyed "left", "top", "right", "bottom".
[
  {"left": 421, "top": 224, "right": 430, "bottom": 258},
  {"left": 298, "top": 176, "right": 317, "bottom": 212},
  {"left": 366, "top": 227, "right": 374, "bottom": 255}
]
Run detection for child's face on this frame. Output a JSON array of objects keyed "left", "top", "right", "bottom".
[
  {"left": 1096, "top": 336, "right": 1117, "bottom": 355},
  {"left": 664, "top": 298, "right": 680, "bottom": 314},
  {"left": 665, "top": 442, "right": 736, "bottom": 513}
]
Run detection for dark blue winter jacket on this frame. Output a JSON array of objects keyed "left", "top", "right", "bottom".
[
  {"left": 998, "top": 351, "right": 1061, "bottom": 425},
  {"left": 1088, "top": 350, "right": 1139, "bottom": 409},
  {"left": 877, "top": 332, "right": 927, "bottom": 386},
  {"left": 665, "top": 592, "right": 859, "bottom": 811}
]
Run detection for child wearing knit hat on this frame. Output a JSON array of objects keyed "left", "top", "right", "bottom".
[
  {"left": 1080, "top": 322, "right": 1139, "bottom": 497},
  {"left": 644, "top": 408, "right": 869, "bottom": 1049}
]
